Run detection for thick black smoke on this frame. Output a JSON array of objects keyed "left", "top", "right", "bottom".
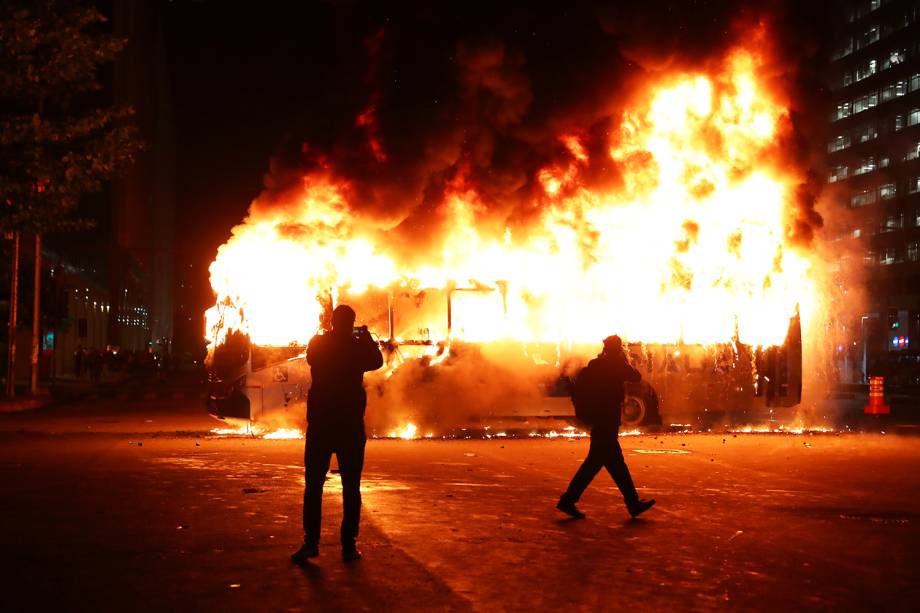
[{"left": 250, "top": 1, "right": 834, "bottom": 252}]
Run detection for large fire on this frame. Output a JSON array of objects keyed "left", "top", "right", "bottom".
[{"left": 206, "top": 48, "right": 817, "bottom": 352}]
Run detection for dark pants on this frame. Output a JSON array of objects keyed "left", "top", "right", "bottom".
[
  {"left": 303, "top": 424, "right": 366, "bottom": 548},
  {"left": 562, "top": 427, "right": 639, "bottom": 507}
]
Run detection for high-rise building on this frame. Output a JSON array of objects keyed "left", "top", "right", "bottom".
[
  {"left": 825, "top": 0, "right": 920, "bottom": 382},
  {"left": 40, "top": 1, "right": 176, "bottom": 380},
  {"left": 111, "top": 0, "right": 176, "bottom": 353}
]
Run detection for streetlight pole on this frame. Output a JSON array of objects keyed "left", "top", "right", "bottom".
[
  {"left": 30, "top": 234, "right": 41, "bottom": 394},
  {"left": 860, "top": 313, "right": 879, "bottom": 384},
  {"left": 6, "top": 232, "right": 19, "bottom": 398}
]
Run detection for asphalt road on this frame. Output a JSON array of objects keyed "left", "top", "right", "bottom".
[{"left": 1, "top": 397, "right": 918, "bottom": 612}]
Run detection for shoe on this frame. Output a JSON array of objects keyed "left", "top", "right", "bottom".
[
  {"left": 291, "top": 543, "right": 319, "bottom": 564},
  {"left": 627, "top": 498, "right": 656, "bottom": 518},
  {"left": 556, "top": 497, "right": 586, "bottom": 519},
  {"left": 342, "top": 546, "right": 362, "bottom": 562}
]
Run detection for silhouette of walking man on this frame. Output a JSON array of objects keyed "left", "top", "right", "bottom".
[
  {"left": 558, "top": 335, "right": 656, "bottom": 519},
  {"left": 292, "top": 304, "right": 383, "bottom": 563}
]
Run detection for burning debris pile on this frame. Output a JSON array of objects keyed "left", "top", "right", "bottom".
[{"left": 204, "top": 8, "right": 835, "bottom": 433}]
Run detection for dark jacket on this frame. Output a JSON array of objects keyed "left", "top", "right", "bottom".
[
  {"left": 576, "top": 352, "right": 642, "bottom": 431},
  {"left": 306, "top": 330, "right": 383, "bottom": 428}
]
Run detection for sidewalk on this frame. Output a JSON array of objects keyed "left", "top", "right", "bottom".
[
  {"left": 0, "top": 377, "right": 125, "bottom": 413},
  {"left": 0, "top": 373, "right": 206, "bottom": 415},
  {"left": 0, "top": 378, "right": 95, "bottom": 413},
  {"left": 0, "top": 394, "right": 53, "bottom": 413}
]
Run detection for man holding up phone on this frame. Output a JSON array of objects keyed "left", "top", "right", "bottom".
[{"left": 293, "top": 304, "right": 383, "bottom": 564}]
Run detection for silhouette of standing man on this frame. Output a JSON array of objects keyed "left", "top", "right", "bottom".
[
  {"left": 292, "top": 305, "right": 383, "bottom": 564},
  {"left": 557, "top": 335, "right": 656, "bottom": 519}
]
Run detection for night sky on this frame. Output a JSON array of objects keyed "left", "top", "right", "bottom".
[
  {"left": 163, "top": 0, "right": 837, "bottom": 348},
  {"left": 165, "top": 1, "right": 340, "bottom": 345}
]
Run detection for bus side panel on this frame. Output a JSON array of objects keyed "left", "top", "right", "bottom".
[{"left": 244, "top": 357, "right": 310, "bottom": 421}]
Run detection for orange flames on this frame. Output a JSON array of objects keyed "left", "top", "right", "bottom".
[{"left": 206, "top": 48, "right": 817, "bottom": 351}]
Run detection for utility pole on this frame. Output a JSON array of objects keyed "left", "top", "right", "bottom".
[
  {"left": 7, "top": 232, "right": 20, "bottom": 398},
  {"left": 30, "top": 234, "right": 41, "bottom": 394}
]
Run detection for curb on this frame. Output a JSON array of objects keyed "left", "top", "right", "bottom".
[{"left": 0, "top": 397, "right": 54, "bottom": 414}]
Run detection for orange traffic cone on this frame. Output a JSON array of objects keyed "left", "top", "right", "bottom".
[{"left": 864, "top": 376, "right": 890, "bottom": 415}]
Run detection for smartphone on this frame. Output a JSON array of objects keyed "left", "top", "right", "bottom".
[{"left": 353, "top": 325, "right": 368, "bottom": 337}]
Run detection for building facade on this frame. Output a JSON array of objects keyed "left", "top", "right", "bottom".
[
  {"left": 826, "top": 0, "right": 920, "bottom": 383},
  {"left": 43, "top": 0, "right": 176, "bottom": 380},
  {"left": 111, "top": 0, "right": 176, "bottom": 355}
]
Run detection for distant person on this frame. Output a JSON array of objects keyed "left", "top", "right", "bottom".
[
  {"left": 558, "top": 335, "right": 656, "bottom": 520},
  {"left": 126, "top": 350, "right": 137, "bottom": 375},
  {"left": 160, "top": 350, "right": 171, "bottom": 375},
  {"left": 103, "top": 345, "right": 117, "bottom": 373},
  {"left": 73, "top": 345, "right": 84, "bottom": 377},
  {"left": 139, "top": 347, "right": 157, "bottom": 383},
  {"left": 292, "top": 304, "right": 383, "bottom": 564},
  {"left": 88, "top": 349, "right": 103, "bottom": 383}
]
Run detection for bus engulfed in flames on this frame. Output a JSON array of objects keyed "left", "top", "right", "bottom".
[{"left": 205, "top": 47, "right": 818, "bottom": 434}]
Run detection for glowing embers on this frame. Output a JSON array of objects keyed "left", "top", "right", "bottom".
[
  {"left": 528, "top": 426, "right": 587, "bottom": 439},
  {"left": 208, "top": 422, "right": 836, "bottom": 440},
  {"left": 210, "top": 422, "right": 304, "bottom": 439},
  {"left": 262, "top": 428, "right": 305, "bottom": 440},
  {"left": 729, "top": 425, "right": 835, "bottom": 434}
]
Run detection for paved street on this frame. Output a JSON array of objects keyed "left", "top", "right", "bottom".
[{"left": 1, "top": 397, "right": 919, "bottom": 611}]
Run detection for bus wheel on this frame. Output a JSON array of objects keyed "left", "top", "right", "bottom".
[{"left": 621, "top": 395, "right": 646, "bottom": 428}]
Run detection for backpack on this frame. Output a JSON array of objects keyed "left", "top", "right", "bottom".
[{"left": 570, "top": 361, "right": 602, "bottom": 427}]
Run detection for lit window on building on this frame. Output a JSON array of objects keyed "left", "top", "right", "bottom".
[
  {"left": 908, "top": 242, "right": 920, "bottom": 262},
  {"left": 836, "top": 38, "right": 855, "bottom": 59},
  {"left": 885, "top": 214, "right": 903, "bottom": 231},
  {"left": 854, "top": 157, "right": 877, "bottom": 175},
  {"left": 852, "top": 92, "right": 877, "bottom": 114},
  {"left": 911, "top": 73, "right": 920, "bottom": 92},
  {"left": 850, "top": 0, "right": 882, "bottom": 22},
  {"left": 880, "top": 80, "right": 907, "bottom": 101},
  {"left": 856, "top": 59, "right": 877, "bottom": 81},
  {"left": 910, "top": 176, "right": 920, "bottom": 194},
  {"left": 864, "top": 249, "right": 877, "bottom": 265},
  {"left": 836, "top": 101, "right": 852, "bottom": 120},
  {"left": 881, "top": 248, "right": 896, "bottom": 265},
  {"left": 880, "top": 156, "right": 890, "bottom": 168},
  {"left": 829, "top": 165, "right": 849, "bottom": 183},
  {"left": 852, "top": 227, "right": 862, "bottom": 238},
  {"left": 883, "top": 49, "right": 905, "bottom": 69},
  {"left": 828, "top": 134, "right": 851, "bottom": 152},
  {"left": 880, "top": 183, "right": 897, "bottom": 199},
  {"left": 909, "top": 109, "right": 920, "bottom": 127},
  {"left": 895, "top": 114, "right": 906, "bottom": 131},
  {"left": 906, "top": 143, "right": 920, "bottom": 161},
  {"left": 851, "top": 189, "right": 877, "bottom": 207},
  {"left": 857, "top": 123, "right": 878, "bottom": 142}
]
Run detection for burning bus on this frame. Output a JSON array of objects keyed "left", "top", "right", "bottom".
[
  {"left": 207, "top": 284, "right": 803, "bottom": 433},
  {"left": 205, "top": 47, "right": 817, "bottom": 435}
]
